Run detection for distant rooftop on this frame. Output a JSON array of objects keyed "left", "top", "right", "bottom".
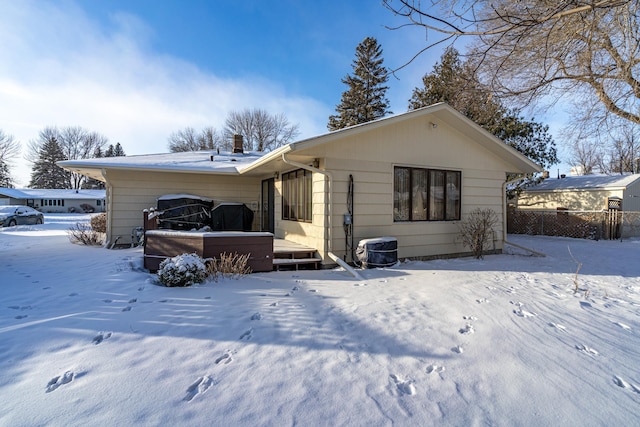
[
  {"left": 0, "top": 188, "right": 105, "bottom": 200},
  {"left": 526, "top": 174, "right": 640, "bottom": 192}
]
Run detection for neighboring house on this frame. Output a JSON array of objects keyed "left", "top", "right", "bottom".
[
  {"left": 515, "top": 174, "right": 640, "bottom": 212},
  {"left": 59, "top": 103, "right": 540, "bottom": 265},
  {"left": 0, "top": 188, "right": 106, "bottom": 213}
]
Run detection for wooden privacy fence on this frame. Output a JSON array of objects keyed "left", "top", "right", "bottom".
[{"left": 507, "top": 208, "right": 640, "bottom": 240}]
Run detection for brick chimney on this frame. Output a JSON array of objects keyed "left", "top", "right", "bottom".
[{"left": 233, "top": 134, "right": 244, "bottom": 154}]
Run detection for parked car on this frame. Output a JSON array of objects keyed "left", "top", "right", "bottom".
[{"left": 0, "top": 205, "right": 44, "bottom": 227}]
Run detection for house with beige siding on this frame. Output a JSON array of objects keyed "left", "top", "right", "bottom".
[
  {"left": 515, "top": 174, "right": 640, "bottom": 212},
  {"left": 0, "top": 188, "right": 106, "bottom": 213},
  {"left": 59, "top": 103, "right": 540, "bottom": 266}
]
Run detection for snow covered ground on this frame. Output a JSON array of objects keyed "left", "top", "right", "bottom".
[{"left": 1, "top": 214, "right": 639, "bottom": 426}]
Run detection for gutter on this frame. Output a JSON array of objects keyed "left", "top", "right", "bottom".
[
  {"left": 502, "top": 177, "right": 546, "bottom": 257},
  {"left": 281, "top": 153, "right": 334, "bottom": 256}
]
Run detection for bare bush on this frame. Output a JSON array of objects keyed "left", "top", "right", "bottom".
[
  {"left": 459, "top": 208, "right": 498, "bottom": 259},
  {"left": 90, "top": 213, "right": 107, "bottom": 233},
  {"left": 67, "top": 223, "right": 104, "bottom": 246},
  {"left": 207, "top": 252, "right": 251, "bottom": 281},
  {"left": 80, "top": 203, "right": 95, "bottom": 213}
]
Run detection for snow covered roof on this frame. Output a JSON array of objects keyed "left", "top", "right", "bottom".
[
  {"left": 525, "top": 174, "right": 640, "bottom": 192},
  {"left": 59, "top": 104, "right": 541, "bottom": 180},
  {"left": 58, "top": 150, "right": 265, "bottom": 181},
  {"left": 0, "top": 188, "right": 105, "bottom": 200}
]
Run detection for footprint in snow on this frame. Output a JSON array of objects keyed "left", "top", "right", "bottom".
[
  {"left": 215, "top": 352, "right": 233, "bottom": 365},
  {"left": 390, "top": 374, "right": 416, "bottom": 396},
  {"left": 239, "top": 328, "right": 253, "bottom": 341},
  {"left": 128, "top": 298, "right": 137, "bottom": 304},
  {"left": 451, "top": 345, "right": 464, "bottom": 354},
  {"left": 459, "top": 324, "right": 475, "bottom": 335},
  {"left": 576, "top": 344, "right": 599, "bottom": 356},
  {"left": 426, "top": 364, "right": 445, "bottom": 374},
  {"left": 476, "top": 298, "right": 489, "bottom": 303},
  {"left": 250, "top": 312, "right": 263, "bottom": 321},
  {"left": 613, "top": 377, "right": 640, "bottom": 394},
  {"left": 92, "top": 331, "right": 112, "bottom": 345},
  {"left": 463, "top": 315, "right": 477, "bottom": 321},
  {"left": 9, "top": 305, "right": 32, "bottom": 310},
  {"left": 46, "top": 371, "right": 75, "bottom": 393},
  {"left": 122, "top": 306, "right": 132, "bottom": 312},
  {"left": 184, "top": 376, "right": 213, "bottom": 402},
  {"left": 15, "top": 315, "right": 28, "bottom": 320},
  {"left": 513, "top": 308, "right": 536, "bottom": 318},
  {"left": 615, "top": 322, "right": 632, "bottom": 331},
  {"left": 549, "top": 322, "right": 567, "bottom": 332}
]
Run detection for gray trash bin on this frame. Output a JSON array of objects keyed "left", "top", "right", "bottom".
[{"left": 356, "top": 237, "right": 397, "bottom": 268}]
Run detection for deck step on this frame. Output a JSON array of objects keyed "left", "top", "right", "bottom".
[{"left": 272, "top": 257, "right": 322, "bottom": 271}]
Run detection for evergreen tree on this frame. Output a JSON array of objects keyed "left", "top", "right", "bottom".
[
  {"left": 0, "top": 130, "right": 20, "bottom": 188},
  {"left": 113, "top": 142, "right": 126, "bottom": 156},
  {"left": 82, "top": 147, "right": 105, "bottom": 189},
  {"left": 0, "top": 159, "right": 13, "bottom": 188},
  {"left": 29, "top": 136, "right": 69, "bottom": 189},
  {"left": 93, "top": 147, "right": 104, "bottom": 158},
  {"left": 104, "top": 144, "right": 115, "bottom": 157},
  {"left": 328, "top": 37, "right": 391, "bottom": 131},
  {"left": 103, "top": 143, "right": 126, "bottom": 157}
]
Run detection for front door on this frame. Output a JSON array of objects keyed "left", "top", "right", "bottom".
[{"left": 261, "top": 178, "right": 275, "bottom": 233}]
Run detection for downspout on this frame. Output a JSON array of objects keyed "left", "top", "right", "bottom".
[
  {"left": 100, "top": 168, "right": 116, "bottom": 249},
  {"left": 502, "top": 177, "right": 546, "bottom": 257},
  {"left": 281, "top": 153, "right": 334, "bottom": 257}
]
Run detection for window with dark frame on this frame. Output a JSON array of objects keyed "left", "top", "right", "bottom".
[
  {"left": 394, "top": 166, "right": 461, "bottom": 222},
  {"left": 282, "top": 169, "right": 312, "bottom": 222}
]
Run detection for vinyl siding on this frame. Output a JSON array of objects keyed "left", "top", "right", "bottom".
[{"left": 104, "top": 170, "right": 261, "bottom": 245}]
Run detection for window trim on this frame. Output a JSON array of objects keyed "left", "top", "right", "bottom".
[
  {"left": 394, "top": 166, "right": 461, "bottom": 222},
  {"left": 282, "top": 168, "right": 312, "bottom": 223}
]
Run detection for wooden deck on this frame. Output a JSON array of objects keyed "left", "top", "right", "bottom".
[
  {"left": 273, "top": 239, "right": 321, "bottom": 270},
  {"left": 143, "top": 231, "right": 320, "bottom": 272}
]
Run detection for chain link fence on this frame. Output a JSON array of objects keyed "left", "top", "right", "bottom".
[{"left": 507, "top": 208, "right": 640, "bottom": 240}]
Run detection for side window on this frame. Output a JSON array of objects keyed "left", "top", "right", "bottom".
[
  {"left": 282, "top": 169, "right": 312, "bottom": 222},
  {"left": 394, "top": 166, "right": 461, "bottom": 222}
]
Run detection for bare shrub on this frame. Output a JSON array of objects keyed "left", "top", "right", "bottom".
[
  {"left": 80, "top": 203, "right": 95, "bottom": 213},
  {"left": 207, "top": 252, "right": 251, "bottom": 281},
  {"left": 459, "top": 208, "right": 499, "bottom": 259},
  {"left": 67, "top": 223, "right": 104, "bottom": 246},
  {"left": 90, "top": 213, "right": 107, "bottom": 233}
]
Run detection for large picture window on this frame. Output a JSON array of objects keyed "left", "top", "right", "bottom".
[
  {"left": 282, "top": 169, "right": 312, "bottom": 222},
  {"left": 394, "top": 166, "right": 461, "bottom": 221}
]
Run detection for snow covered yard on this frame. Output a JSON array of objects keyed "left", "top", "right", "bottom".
[{"left": 1, "top": 214, "right": 639, "bottom": 426}]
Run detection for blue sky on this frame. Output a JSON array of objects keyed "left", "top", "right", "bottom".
[{"left": 0, "top": 0, "right": 570, "bottom": 186}]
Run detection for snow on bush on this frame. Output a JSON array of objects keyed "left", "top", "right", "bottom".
[{"left": 157, "top": 253, "right": 208, "bottom": 287}]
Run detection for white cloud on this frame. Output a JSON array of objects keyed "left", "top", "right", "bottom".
[{"left": 0, "top": 1, "right": 329, "bottom": 187}]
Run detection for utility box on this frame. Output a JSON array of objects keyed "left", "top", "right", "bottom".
[{"left": 356, "top": 237, "right": 398, "bottom": 268}]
